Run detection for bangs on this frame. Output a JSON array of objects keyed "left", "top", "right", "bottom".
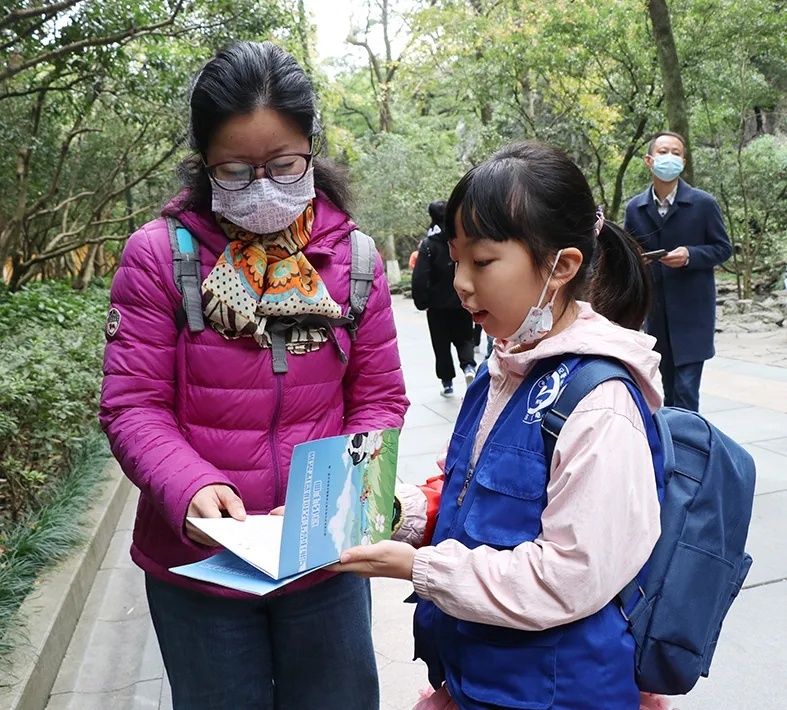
[{"left": 445, "top": 159, "right": 534, "bottom": 244}]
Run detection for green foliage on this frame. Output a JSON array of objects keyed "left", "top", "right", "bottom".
[
  {"left": 0, "top": 0, "right": 302, "bottom": 288},
  {"left": 0, "top": 432, "right": 109, "bottom": 660},
  {"left": 351, "top": 128, "right": 461, "bottom": 248},
  {"left": 696, "top": 135, "right": 787, "bottom": 295},
  {"left": 321, "top": 0, "right": 785, "bottom": 292},
  {"left": 0, "top": 281, "right": 108, "bottom": 526}
]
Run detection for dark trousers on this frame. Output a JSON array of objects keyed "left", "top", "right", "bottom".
[
  {"left": 655, "top": 341, "right": 704, "bottom": 411},
  {"left": 426, "top": 307, "right": 475, "bottom": 382},
  {"left": 146, "top": 573, "right": 378, "bottom": 710}
]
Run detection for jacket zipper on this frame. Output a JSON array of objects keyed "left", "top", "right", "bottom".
[
  {"left": 269, "top": 374, "right": 284, "bottom": 506},
  {"left": 456, "top": 464, "right": 475, "bottom": 506}
]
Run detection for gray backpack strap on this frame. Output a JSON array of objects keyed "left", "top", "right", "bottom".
[
  {"left": 269, "top": 329, "right": 289, "bottom": 374},
  {"left": 347, "top": 229, "right": 376, "bottom": 338},
  {"left": 166, "top": 216, "right": 205, "bottom": 333},
  {"left": 265, "top": 315, "right": 353, "bottom": 374}
]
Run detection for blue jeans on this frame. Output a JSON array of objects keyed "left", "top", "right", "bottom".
[{"left": 145, "top": 573, "right": 378, "bottom": 710}]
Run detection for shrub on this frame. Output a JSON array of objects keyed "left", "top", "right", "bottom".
[{"left": 0, "top": 280, "right": 108, "bottom": 529}]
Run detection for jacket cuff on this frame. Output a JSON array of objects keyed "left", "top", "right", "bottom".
[
  {"left": 412, "top": 547, "right": 436, "bottom": 600},
  {"left": 392, "top": 483, "right": 427, "bottom": 546},
  {"left": 166, "top": 473, "right": 239, "bottom": 548}
]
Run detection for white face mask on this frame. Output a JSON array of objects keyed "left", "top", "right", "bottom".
[
  {"left": 211, "top": 167, "right": 316, "bottom": 234},
  {"left": 506, "top": 250, "right": 563, "bottom": 345}
]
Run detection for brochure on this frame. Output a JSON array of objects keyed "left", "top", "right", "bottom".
[{"left": 170, "top": 428, "right": 399, "bottom": 594}]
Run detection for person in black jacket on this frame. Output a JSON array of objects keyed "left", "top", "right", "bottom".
[{"left": 412, "top": 200, "right": 476, "bottom": 396}]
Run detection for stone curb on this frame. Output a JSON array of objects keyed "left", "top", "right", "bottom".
[{"left": 0, "top": 459, "right": 131, "bottom": 710}]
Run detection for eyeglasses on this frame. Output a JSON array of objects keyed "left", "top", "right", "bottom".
[{"left": 206, "top": 152, "right": 313, "bottom": 191}]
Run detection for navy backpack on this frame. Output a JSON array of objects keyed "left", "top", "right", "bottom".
[{"left": 542, "top": 357, "right": 755, "bottom": 696}]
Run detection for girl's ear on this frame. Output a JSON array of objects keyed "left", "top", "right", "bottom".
[{"left": 551, "top": 247, "right": 583, "bottom": 289}]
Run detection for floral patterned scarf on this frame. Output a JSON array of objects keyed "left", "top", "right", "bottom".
[{"left": 201, "top": 201, "right": 343, "bottom": 353}]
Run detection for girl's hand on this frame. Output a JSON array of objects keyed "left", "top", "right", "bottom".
[
  {"left": 185, "top": 484, "right": 246, "bottom": 546},
  {"left": 330, "top": 540, "right": 416, "bottom": 580}
]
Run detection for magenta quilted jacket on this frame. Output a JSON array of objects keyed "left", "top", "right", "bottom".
[{"left": 99, "top": 194, "right": 408, "bottom": 597}]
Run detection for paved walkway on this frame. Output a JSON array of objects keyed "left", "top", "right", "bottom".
[{"left": 46, "top": 296, "right": 787, "bottom": 709}]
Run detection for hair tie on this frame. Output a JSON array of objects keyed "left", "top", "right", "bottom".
[{"left": 594, "top": 206, "right": 605, "bottom": 237}]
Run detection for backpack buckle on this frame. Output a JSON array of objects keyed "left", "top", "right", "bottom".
[{"left": 618, "top": 583, "right": 646, "bottom": 622}]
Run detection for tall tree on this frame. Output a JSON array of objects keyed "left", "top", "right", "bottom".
[
  {"left": 346, "top": 0, "right": 417, "bottom": 280},
  {"left": 648, "top": 0, "right": 694, "bottom": 183},
  {"left": 0, "top": 0, "right": 299, "bottom": 289}
]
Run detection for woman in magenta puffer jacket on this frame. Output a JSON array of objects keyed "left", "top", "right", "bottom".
[{"left": 100, "top": 41, "right": 408, "bottom": 710}]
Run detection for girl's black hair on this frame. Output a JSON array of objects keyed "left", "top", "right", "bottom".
[
  {"left": 444, "top": 140, "right": 650, "bottom": 330},
  {"left": 177, "top": 41, "right": 351, "bottom": 213},
  {"left": 427, "top": 200, "right": 446, "bottom": 229}
]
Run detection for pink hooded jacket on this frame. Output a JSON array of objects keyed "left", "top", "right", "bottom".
[{"left": 100, "top": 194, "right": 409, "bottom": 597}]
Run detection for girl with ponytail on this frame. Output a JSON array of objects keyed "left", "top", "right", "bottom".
[{"left": 336, "top": 141, "right": 670, "bottom": 709}]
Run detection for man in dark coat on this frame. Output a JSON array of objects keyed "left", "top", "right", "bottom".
[
  {"left": 625, "top": 131, "right": 732, "bottom": 411},
  {"left": 412, "top": 200, "right": 476, "bottom": 397}
]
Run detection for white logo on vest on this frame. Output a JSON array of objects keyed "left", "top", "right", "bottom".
[
  {"left": 105, "top": 307, "right": 121, "bottom": 339},
  {"left": 523, "top": 363, "right": 570, "bottom": 424}
]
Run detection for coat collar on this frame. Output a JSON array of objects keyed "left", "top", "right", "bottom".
[
  {"left": 633, "top": 178, "right": 694, "bottom": 226},
  {"left": 634, "top": 178, "right": 694, "bottom": 209}
]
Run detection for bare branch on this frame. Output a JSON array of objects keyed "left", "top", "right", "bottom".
[
  {"left": 381, "top": 0, "right": 392, "bottom": 63},
  {"left": 91, "top": 204, "right": 155, "bottom": 227},
  {"left": 82, "top": 119, "right": 179, "bottom": 223},
  {"left": 19, "top": 233, "right": 128, "bottom": 269},
  {"left": 0, "top": 0, "right": 187, "bottom": 83},
  {"left": 0, "top": 0, "right": 82, "bottom": 31},
  {"left": 340, "top": 97, "right": 376, "bottom": 133},
  {"left": 26, "top": 124, "right": 101, "bottom": 218},
  {"left": 0, "top": 14, "right": 49, "bottom": 52},
  {"left": 347, "top": 36, "right": 384, "bottom": 84},
  {"left": 28, "top": 191, "right": 96, "bottom": 221},
  {"left": 0, "top": 74, "right": 87, "bottom": 101}
]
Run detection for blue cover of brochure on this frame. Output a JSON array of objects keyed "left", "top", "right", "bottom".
[{"left": 170, "top": 428, "right": 399, "bottom": 595}]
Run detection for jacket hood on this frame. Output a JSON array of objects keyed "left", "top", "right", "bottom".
[
  {"left": 161, "top": 190, "right": 355, "bottom": 259},
  {"left": 488, "top": 301, "right": 663, "bottom": 411}
]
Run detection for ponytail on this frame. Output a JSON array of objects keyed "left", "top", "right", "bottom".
[{"left": 587, "top": 221, "right": 651, "bottom": 330}]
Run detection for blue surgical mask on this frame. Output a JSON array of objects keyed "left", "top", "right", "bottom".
[{"left": 650, "top": 154, "right": 684, "bottom": 182}]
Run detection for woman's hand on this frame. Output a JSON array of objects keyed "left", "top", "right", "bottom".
[
  {"left": 330, "top": 540, "right": 416, "bottom": 580},
  {"left": 185, "top": 484, "right": 246, "bottom": 546}
]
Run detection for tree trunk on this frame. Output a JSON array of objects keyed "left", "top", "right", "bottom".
[
  {"left": 648, "top": 0, "right": 694, "bottom": 184},
  {"left": 73, "top": 242, "right": 99, "bottom": 290},
  {"left": 296, "top": 0, "right": 314, "bottom": 78},
  {"left": 123, "top": 156, "right": 136, "bottom": 235}
]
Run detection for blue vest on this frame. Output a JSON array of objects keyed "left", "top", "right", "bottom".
[{"left": 414, "top": 357, "right": 651, "bottom": 710}]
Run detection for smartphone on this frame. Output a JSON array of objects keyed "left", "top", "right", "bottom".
[{"left": 642, "top": 249, "right": 668, "bottom": 261}]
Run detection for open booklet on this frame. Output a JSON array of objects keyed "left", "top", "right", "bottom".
[{"left": 170, "top": 428, "right": 399, "bottom": 595}]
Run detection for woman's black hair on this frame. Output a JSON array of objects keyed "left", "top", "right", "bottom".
[
  {"left": 176, "top": 41, "right": 351, "bottom": 213},
  {"left": 444, "top": 140, "right": 651, "bottom": 330},
  {"left": 427, "top": 200, "right": 446, "bottom": 229}
]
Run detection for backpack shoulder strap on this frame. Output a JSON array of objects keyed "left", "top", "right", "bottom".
[
  {"left": 541, "top": 357, "right": 636, "bottom": 463},
  {"left": 166, "top": 216, "right": 205, "bottom": 333},
  {"left": 541, "top": 356, "right": 661, "bottom": 618},
  {"left": 347, "top": 229, "right": 376, "bottom": 337}
]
